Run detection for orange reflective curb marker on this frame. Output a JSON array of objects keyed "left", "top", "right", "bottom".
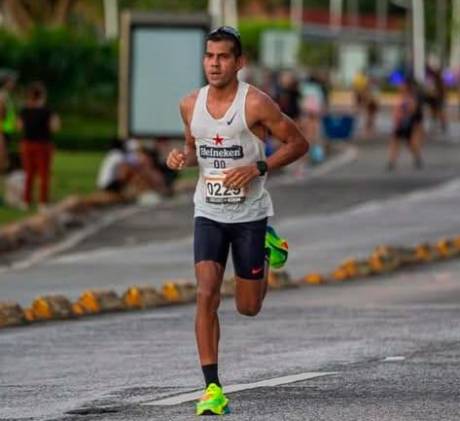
[
  {"left": 436, "top": 238, "right": 459, "bottom": 258},
  {"left": 31, "top": 295, "right": 74, "bottom": 321},
  {"left": 0, "top": 302, "right": 27, "bottom": 328},
  {"left": 162, "top": 281, "right": 196, "bottom": 303},
  {"left": 76, "top": 290, "right": 124, "bottom": 314},
  {"left": 72, "top": 302, "right": 85, "bottom": 316},
  {"left": 415, "top": 243, "right": 433, "bottom": 262},
  {"left": 303, "top": 273, "right": 325, "bottom": 284},
  {"left": 268, "top": 271, "right": 295, "bottom": 289},
  {"left": 122, "top": 286, "right": 165, "bottom": 309},
  {"left": 331, "top": 268, "right": 349, "bottom": 281}
]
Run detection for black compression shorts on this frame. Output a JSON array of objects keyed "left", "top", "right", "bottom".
[{"left": 194, "top": 216, "right": 268, "bottom": 280}]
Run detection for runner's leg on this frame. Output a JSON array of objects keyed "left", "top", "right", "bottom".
[
  {"left": 194, "top": 217, "right": 229, "bottom": 368},
  {"left": 195, "top": 261, "right": 225, "bottom": 365},
  {"left": 230, "top": 218, "right": 268, "bottom": 316},
  {"left": 194, "top": 218, "right": 232, "bottom": 415},
  {"left": 234, "top": 270, "right": 268, "bottom": 316}
]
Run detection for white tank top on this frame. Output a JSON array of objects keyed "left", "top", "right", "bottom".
[{"left": 190, "top": 82, "right": 274, "bottom": 223}]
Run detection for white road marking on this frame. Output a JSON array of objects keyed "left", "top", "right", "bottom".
[
  {"left": 383, "top": 356, "right": 406, "bottom": 362},
  {"left": 144, "top": 371, "right": 337, "bottom": 406},
  {"left": 306, "top": 145, "right": 358, "bottom": 179},
  {"left": 269, "top": 145, "right": 358, "bottom": 187}
]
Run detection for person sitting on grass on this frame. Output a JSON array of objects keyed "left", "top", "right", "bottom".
[{"left": 96, "top": 138, "right": 169, "bottom": 201}]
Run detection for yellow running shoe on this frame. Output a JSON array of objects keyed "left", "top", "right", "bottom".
[{"left": 196, "top": 383, "right": 230, "bottom": 416}]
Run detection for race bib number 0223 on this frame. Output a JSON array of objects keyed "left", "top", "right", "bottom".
[{"left": 204, "top": 176, "right": 246, "bottom": 204}]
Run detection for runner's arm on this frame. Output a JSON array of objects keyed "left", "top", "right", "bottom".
[
  {"left": 179, "top": 95, "right": 198, "bottom": 168},
  {"left": 254, "top": 92, "right": 309, "bottom": 172},
  {"left": 167, "top": 94, "right": 198, "bottom": 170},
  {"left": 223, "top": 90, "right": 309, "bottom": 188}
]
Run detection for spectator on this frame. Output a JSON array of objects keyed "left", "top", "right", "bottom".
[
  {"left": 144, "top": 138, "right": 178, "bottom": 197},
  {"left": 300, "top": 73, "right": 326, "bottom": 166},
  {"left": 97, "top": 138, "right": 170, "bottom": 200},
  {"left": 0, "top": 69, "right": 18, "bottom": 173},
  {"left": 363, "top": 75, "right": 380, "bottom": 139},
  {"left": 352, "top": 69, "right": 368, "bottom": 111},
  {"left": 3, "top": 154, "right": 25, "bottom": 209},
  {"left": 424, "top": 65, "right": 447, "bottom": 133},
  {"left": 275, "top": 70, "right": 301, "bottom": 122},
  {"left": 17, "top": 81, "right": 60, "bottom": 210},
  {"left": 259, "top": 68, "right": 278, "bottom": 99},
  {"left": 96, "top": 138, "right": 129, "bottom": 193},
  {"left": 352, "top": 69, "right": 379, "bottom": 139},
  {"left": 387, "top": 80, "right": 424, "bottom": 170}
]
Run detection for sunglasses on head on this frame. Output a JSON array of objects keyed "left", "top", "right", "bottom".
[{"left": 208, "top": 26, "right": 241, "bottom": 41}]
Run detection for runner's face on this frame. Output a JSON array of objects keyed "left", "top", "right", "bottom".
[{"left": 204, "top": 40, "right": 242, "bottom": 88}]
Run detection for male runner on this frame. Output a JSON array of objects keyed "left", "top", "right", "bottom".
[{"left": 166, "top": 26, "right": 309, "bottom": 415}]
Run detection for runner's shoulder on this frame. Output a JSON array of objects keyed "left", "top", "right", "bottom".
[
  {"left": 180, "top": 90, "right": 199, "bottom": 122},
  {"left": 180, "top": 90, "right": 199, "bottom": 111},
  {"left": 246, "top": 85, "right": 279, "bottom": 116}
]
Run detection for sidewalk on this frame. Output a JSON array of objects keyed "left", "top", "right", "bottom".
[{"left": 330, "top": 90, "right": 460, "bottom": 109}]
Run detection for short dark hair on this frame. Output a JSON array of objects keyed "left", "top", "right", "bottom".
[
  {"left": 206, "top": 26, "right": 242, "bottom": 57},
  {"left": 27, "top": 81, "right": 46, "bottom": 101}
]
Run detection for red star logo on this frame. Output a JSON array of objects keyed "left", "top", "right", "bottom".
[{"left": 212, "top": 133, "right": 224, "bottom": 145}]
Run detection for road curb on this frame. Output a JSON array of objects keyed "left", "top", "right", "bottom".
[
  {"left": 1, "top": 236, "right": 460, "bottom": 329},
  {"left": 0, "top": 192, "right": 131, "bottom": 256}
]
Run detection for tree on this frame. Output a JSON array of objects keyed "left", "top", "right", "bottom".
[
  {"left": 118, "top": 0, "right": 206, "bottom": 12},
  {"left": 1, "top": 0, "right": 78, "bottom": 34}
]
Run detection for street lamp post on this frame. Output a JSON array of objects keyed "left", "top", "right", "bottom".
[
  {"left": 208, "top": 0, "right": 238, "bottom": 29},
  {"left": 411, "top": 0, "right": 425, "bottom": 83},
  {"left": 103, "top": 0, "right": 118, "bottom": 39},
  {"left": 290, "top": 0, "right": 303, "bottom": 33},
  {"left": 436, "top": 0, "right": 447, "bottom": 66},
  {"left": 330, "top": 0, "right": 343, "bottom": 32},
  {"left": 391, "top": 0, "right": 425, "bottom": 83},
  {"left": 450, "top": 0, "right": 460, "bottom": 70}
]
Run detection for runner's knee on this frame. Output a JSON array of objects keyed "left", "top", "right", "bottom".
[
  {"left": 197, "top": 286, "right": 221, "bottom": 311},
  {"left": 196, "top": 262, "right": 223, "bottom": 312},
  {"left": 236, "top": 299, "right": 261, "bottom": 317}
]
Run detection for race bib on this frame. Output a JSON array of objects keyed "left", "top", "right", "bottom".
[{"left": 203, "top": 169, "right": 246, "bottom": 204}]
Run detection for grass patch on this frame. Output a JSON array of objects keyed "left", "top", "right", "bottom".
[
  {"left": 51, "top": 151, "right": 104, "bottom": 200},
  {"left": 0, "top": 206, "right": 36, "bottom": 226},
  {"left": 0, "top": 150, "right": 196, "bottom": 227},
  {"left": 0, "top": 151, "right": 104, "bottom": 226}
]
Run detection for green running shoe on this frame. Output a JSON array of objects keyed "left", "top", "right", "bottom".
[
  {"left": 265, "top": 225, "right": 289, "bottom": 269},
  {"left": 196, "top": 383, "right": 230, "bottom": 416}
]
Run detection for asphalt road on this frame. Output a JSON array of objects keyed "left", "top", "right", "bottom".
[
  {"left": 2, "top": 260, "right": 460, "bottom": 420},
  {"left": 2, "top": 129, "right": 460, "bottom": 420}
]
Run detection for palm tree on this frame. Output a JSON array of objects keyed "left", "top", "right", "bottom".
[
  {"left": 0, "top": 0, "right": 210, "bottom": 35},
  {"left": 1, "top": 0, "right": 78, "bottom": 34}
]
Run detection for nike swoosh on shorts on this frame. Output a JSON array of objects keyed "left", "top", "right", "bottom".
[{"left": 251, "top": 267, "right": 263, "bottom": 275}]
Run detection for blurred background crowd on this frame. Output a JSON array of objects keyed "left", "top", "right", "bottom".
[{"left": 0, "top": 0, "right": 459, "bottom": 225}]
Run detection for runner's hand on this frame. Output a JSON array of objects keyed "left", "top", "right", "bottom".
[
  {"left": 166, "top": 148, "right": 186, "bottom": 170},
  {"left": 223, "top": 165, "right": 259, "bottom": 189}
]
